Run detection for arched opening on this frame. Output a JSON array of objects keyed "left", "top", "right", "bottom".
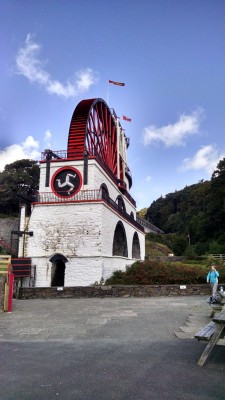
[
  {"left": 116, "top": 195, "right": 126, "bottom": 212},
  {"left": 132, "top": 232, "right": 141, "bottom": 259},
  {"left": 100, "top": 183, "right": 109, "bottom": 200},
  {"left": 49, "top": 254, "right": 68, "bottom": 287},
  {"left": 112, "top": 221, "right": 128, "bottom": 257},
  {"left": 130, "top": 211, "right": 134, "bottom": 219}
]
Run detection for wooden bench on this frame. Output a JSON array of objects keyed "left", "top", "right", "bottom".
[
  {"left": 195, "top": 309, "right": 225, "bottom": 366},
  {"left": 208, "top": 291, "right": 225, "bottom": 317},
  {"left": 195, "top": 321, "right": 217, "bottom": 341}
]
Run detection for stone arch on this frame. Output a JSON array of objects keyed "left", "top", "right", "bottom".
[
  {"left": 112, "top": 221, "right": 128, "bottom": 257},
  {"left": 132, "top": 232, "right": 141, "bottom": 259},
  {"left": 49, "top": 253, "right": 68, "bottom": 287},
  {"left": 116, "top": 195, "right": 126, "bottom": 212},
  {"left": 100, "top": 183, "right": 109, "bottom": 200}
]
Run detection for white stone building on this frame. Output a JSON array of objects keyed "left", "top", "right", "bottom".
[{"left": 18, "top": 98, "right": 145, "bottom": 287}]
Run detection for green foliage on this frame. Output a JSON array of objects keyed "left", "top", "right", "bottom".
[
  {"left": 137, "top": 208, "right": 148, "bottom": 218},
  {"left": 0, "top": 159, "right": 39, "bottom": 215},
  {"left": 90, "top": 277, "right": 105, "bottom": 286},
  {"left": 145, "top": 238, "right": 172, "bottom": 257},
  {"left": 183, "top": 245, "right": 196, "bottom": 258},
  {"left": 146, "top": 158, "right": 225, "bottom": 249},
  {"left": 105, "top": 259, "right": 225, "bottom": 285},
  {"left": 145, "top": 232, "right": 189, "bottom": 256},
  {"left": 0, "top": 245, "right": 9, "bottom": 255},
  {"left": 194, "top": 242, "right": 209, "bottom": 256}
]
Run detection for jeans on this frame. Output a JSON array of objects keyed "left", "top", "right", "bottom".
[{"left": 211, "top": 282, "right": 218, "bottom": 297}]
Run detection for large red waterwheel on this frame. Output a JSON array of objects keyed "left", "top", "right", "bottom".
[{"left": 67, "top": 98, "right": 118, "bottom": 177}]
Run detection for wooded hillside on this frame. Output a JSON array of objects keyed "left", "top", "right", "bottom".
[{"left": 146, "top": 158, "right": 225, "bottom": 255}]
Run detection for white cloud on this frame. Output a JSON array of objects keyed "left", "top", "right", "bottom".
[
  {"left": 0, "top": 136, "right": 40, "bottom": 172},
  {"left": 145, "top": 175, "right": 152, "bottom": 182},
  {"left": 179, "top": 145, "right": 225, "bottom": 175},
  {"left": 143, "top": 108, "right": 204, "bottom": 147},
  {"left": 16, "top": 34, "right": 98, "bottom": 98}
]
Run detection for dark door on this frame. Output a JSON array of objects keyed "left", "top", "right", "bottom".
[{"left": 51, "top": 260, "right": 65, "bottom": 286}]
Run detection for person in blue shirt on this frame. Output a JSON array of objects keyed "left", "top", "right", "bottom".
[{"left": 207, "top": 265, "right": 219, "bottom": 299}]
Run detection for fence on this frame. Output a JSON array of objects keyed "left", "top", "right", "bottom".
[
  {"left": 0, "top": 255, "right": 11, "bottom": 274},
  {"left": 0, "top": 255, "right": 14, "bottom": 312},
  {"left": 210, "top": 254, "right": 225, "bottom": 261}
]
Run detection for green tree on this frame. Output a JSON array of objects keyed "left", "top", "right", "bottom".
[
  {"left": 0, "top": 159, "right": 39, "bottom": 215},
  {"left": 137, "top": 208, "right": 148, "bottom": 218}
]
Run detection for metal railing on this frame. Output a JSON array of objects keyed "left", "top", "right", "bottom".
[
  {"left": 36, "top": 189, "right": 101, "bottom": 203},
  {"left": 34, "top": 189, "right": 144, "bottom": 232},
  {"left": 136, "top": 216, "right": 164, "bottom": 234},
  {"left": 40, "top": 149, "right": 136, "bottom": 207}
]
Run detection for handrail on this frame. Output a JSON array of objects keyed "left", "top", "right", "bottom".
[
  {"left": 33, "top": 189, "right": 144, "bottom": 232},
  {"left": 0, "top": 239, "right": 17, "bottom": 256},
  {"left": 40, "top": 149, "right": 136, "bottom": 207},
  {"left": 136, "top": 216, "right": 164, "bottom": 234}
]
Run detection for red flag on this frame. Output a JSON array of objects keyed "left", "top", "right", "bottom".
[
  {"left": 122, "top": 115, "right": 131, "bottom": 122},
  {"left": 108, "top": 79, "right": 125, "bottom": 86}
]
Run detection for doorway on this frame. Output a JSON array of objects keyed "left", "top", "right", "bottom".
[{"left": 50, "top": 254, "right": 68, "bottom": 287}]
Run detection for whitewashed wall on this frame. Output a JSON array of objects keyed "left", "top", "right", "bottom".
[{"left": 19, "top": 157, "right": 145, "bottom": 287}]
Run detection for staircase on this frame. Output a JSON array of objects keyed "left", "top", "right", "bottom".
[{"left": 0, "top": 238, "right": 17, "bottom": 256}]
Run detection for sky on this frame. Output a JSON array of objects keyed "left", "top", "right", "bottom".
[{"left": 1, "top": 0, "right": 225, "bottom": 210}]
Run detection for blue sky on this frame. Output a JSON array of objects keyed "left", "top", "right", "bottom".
[{"left": 1, "top": 0, "right": 225, "bottom": 210}]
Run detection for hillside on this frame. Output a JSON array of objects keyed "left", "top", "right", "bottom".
[
  {"left": 145, "top": 237, "right": 172, "bottom": 257},
  {"left": 145, "top": 158, "right": 225, "bottom": 255}
]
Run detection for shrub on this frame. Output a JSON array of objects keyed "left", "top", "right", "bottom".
[{"left": 105, "top": 259, "right": 225, "bottom": 285}]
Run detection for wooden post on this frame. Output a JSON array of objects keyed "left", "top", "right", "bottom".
[{"left": 4, "top": 282, "right": 9, "bottom": 311}]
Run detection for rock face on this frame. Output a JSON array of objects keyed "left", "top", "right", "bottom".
[{"left": 0, "top": 217, "right": 19, "bottom": 255}]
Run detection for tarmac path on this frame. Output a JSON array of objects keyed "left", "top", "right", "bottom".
[{"left": 1, "top": 296, "right": 225, "bottom": 400}]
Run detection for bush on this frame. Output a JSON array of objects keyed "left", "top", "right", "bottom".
[{"left": 105, "top": 259, "right": 225, "bottom": 285}]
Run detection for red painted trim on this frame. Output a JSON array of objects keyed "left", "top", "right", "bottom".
[
  {"left": 32, "top": 199, "right": 144, "bottom": 233},
  {"left": 8, "top": 274, "right": 14, "bottom": 312}
]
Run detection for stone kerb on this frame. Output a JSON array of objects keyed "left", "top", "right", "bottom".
[{"left": 18, "top": 284, "right": 211, "bottom": 300}]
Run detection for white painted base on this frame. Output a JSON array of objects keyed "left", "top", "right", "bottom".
[{"left": 25, "top": 255, "right": 136, "bottom": 287}]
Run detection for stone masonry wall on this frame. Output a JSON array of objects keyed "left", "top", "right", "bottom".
[
  {"left": 0, "top": 217, "right": 19, "bottom": 254},
  {"left": 18, "top": 284, "right": 212, "bottom": 299}
]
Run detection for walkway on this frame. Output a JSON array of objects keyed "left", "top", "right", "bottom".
[{"left": 1, "top": 296, "right": 225, "bottom": 400}]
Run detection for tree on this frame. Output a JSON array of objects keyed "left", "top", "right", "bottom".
[
  {"left": 145, "top": 158, "right": 225, "bottom": 249},
  {"left": 137, "top": 208, "right": 147, "bottom": 218},
  {"left": 0, "top": 159, "right": 39, "bottom": 215},
  {"left": 207, "top": 158, "right": 225, "bottom": 240}
]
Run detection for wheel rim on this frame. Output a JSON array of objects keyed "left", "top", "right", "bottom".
[{"left": 67, "top": 98, "right": 118, "bottom": 175}]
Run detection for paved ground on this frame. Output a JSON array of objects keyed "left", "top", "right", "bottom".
[{"left": 1, "top": 296, "right": 225, "bottom": 400}]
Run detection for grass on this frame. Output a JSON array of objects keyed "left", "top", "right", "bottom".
[{"left": 145, "top": 239, "right": 172, "bottom": 257}]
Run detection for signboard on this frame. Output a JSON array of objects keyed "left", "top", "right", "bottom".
[{"left": 12, "top": 258, "right": 32, "bottom": 278}]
